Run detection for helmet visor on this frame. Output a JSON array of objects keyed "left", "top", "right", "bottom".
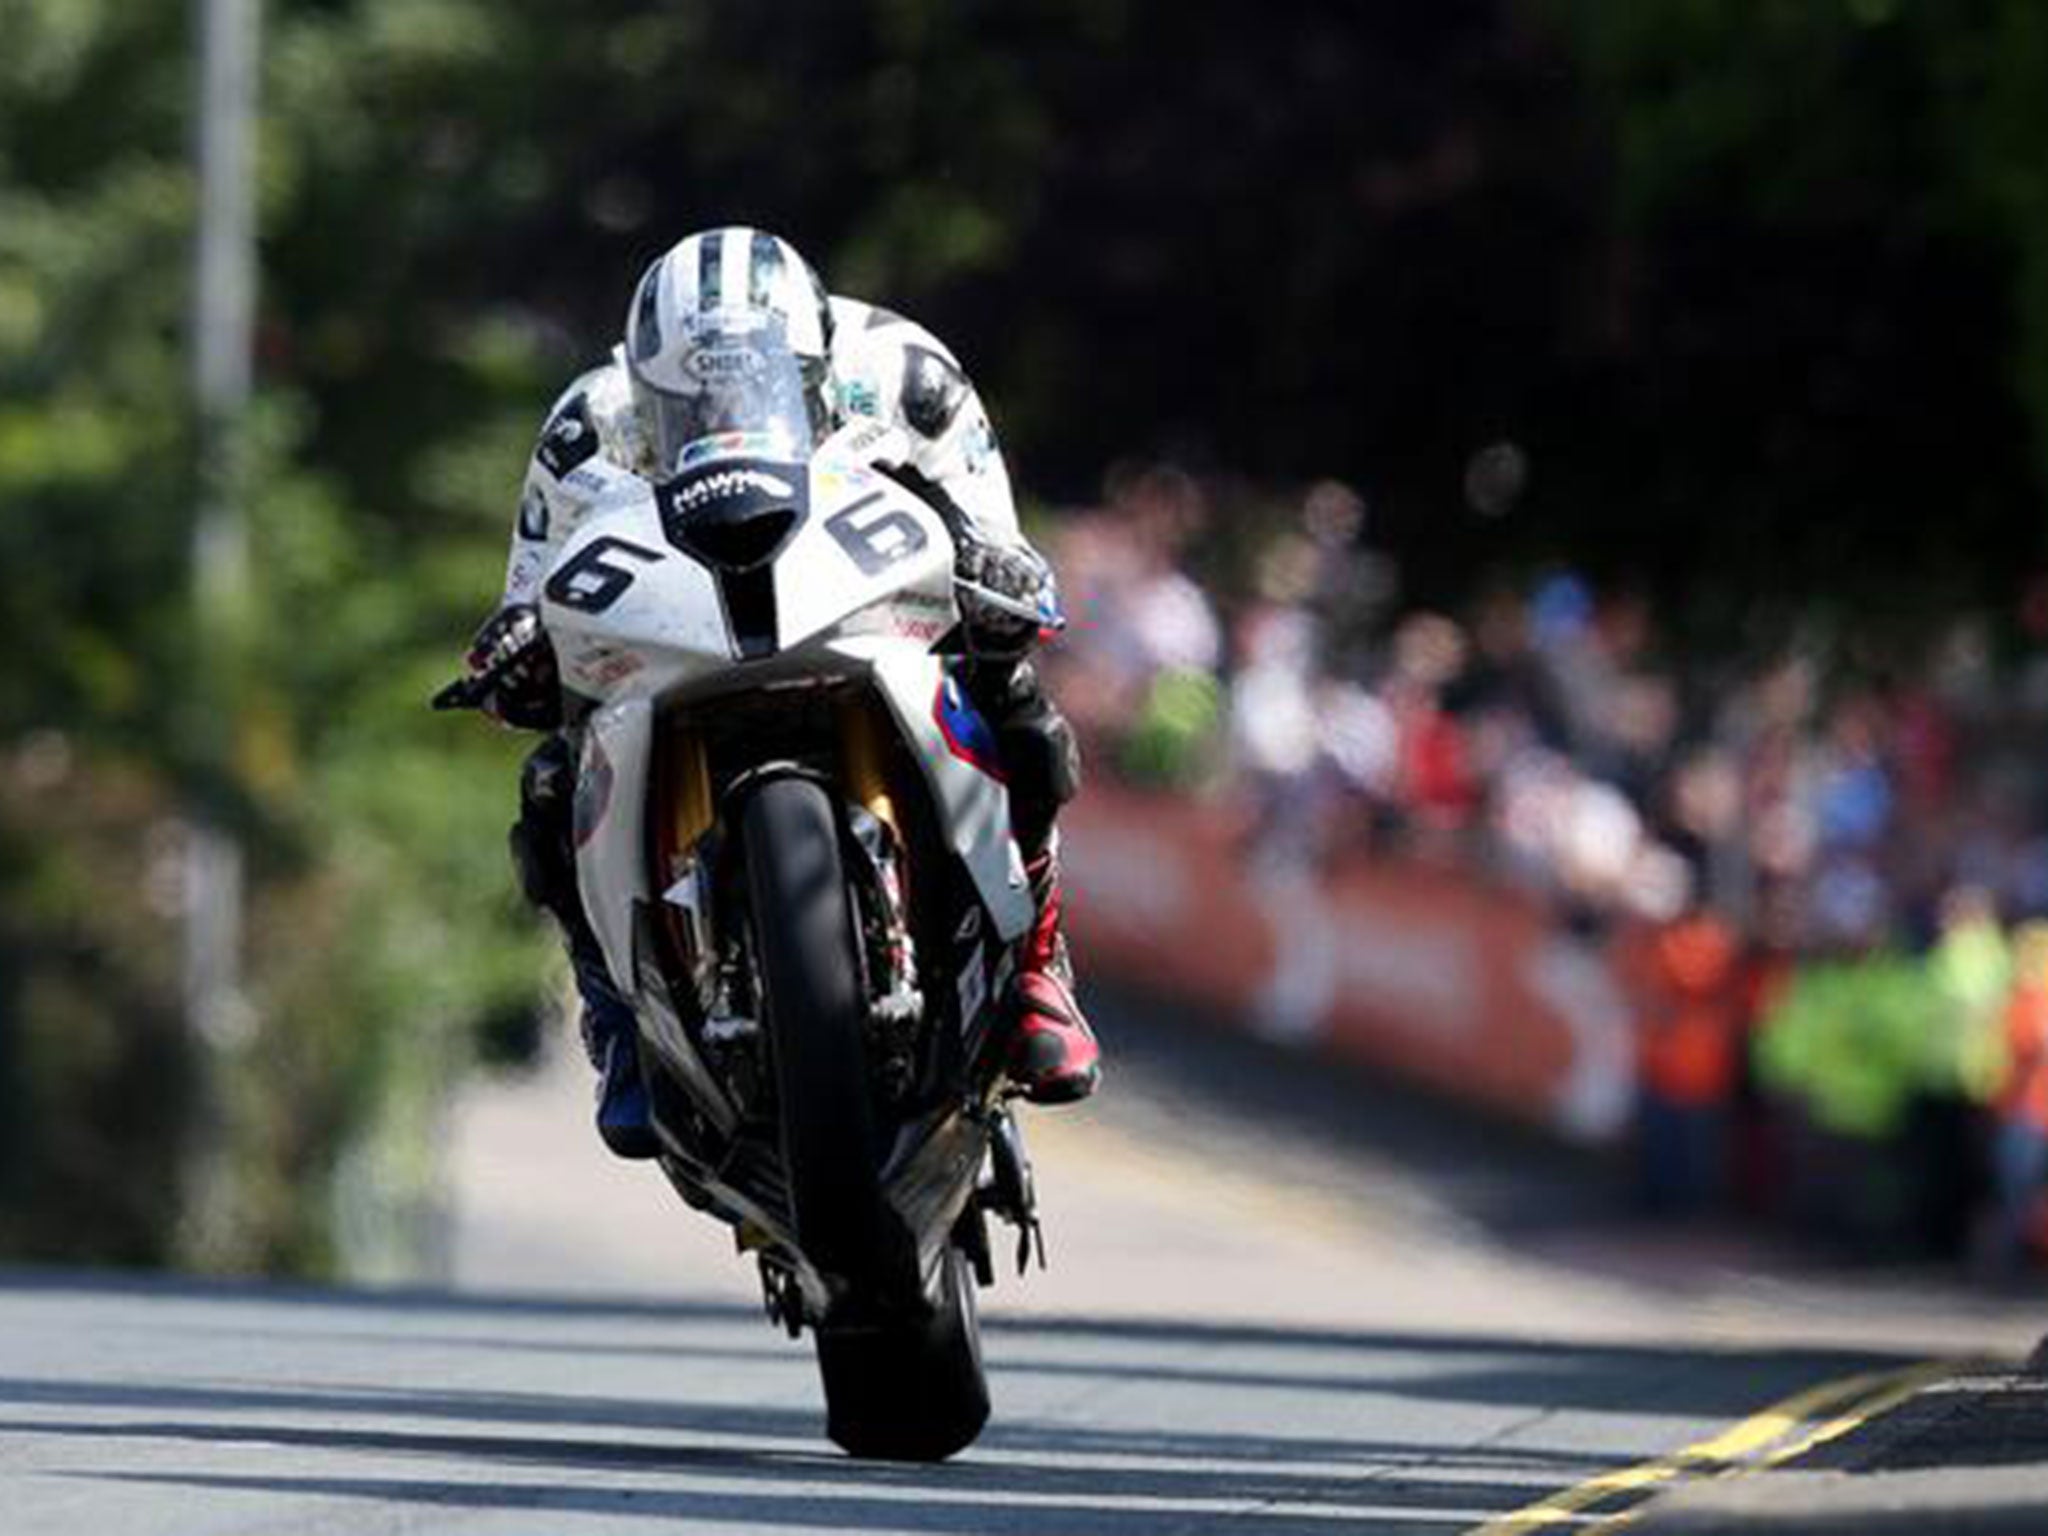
[{"left": 633, "top": 315, "right": 831, "bottom": 473}]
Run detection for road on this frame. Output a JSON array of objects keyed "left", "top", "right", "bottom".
[{"left": 2, "top": 990, "right": 2043, "bottom": 1532}]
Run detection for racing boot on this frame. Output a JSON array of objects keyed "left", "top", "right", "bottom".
[
  {"left": 514, "top": 734, "right": 660, "bottom": 1161},
  {"left": 570, "top": 944, "right": 660, "bottom": 1161},
  {"left": 1007, "top": 846, "right": 1101, "bottom": 1104}
]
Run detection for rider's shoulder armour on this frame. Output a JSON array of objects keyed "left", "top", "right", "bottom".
[
  {"left": 582, "top": 360, "right": 654, "bottom": 477},
  {"left": 536, "top": 386, "right": 601, "bottom": 480},
  {"left": 827, "top": 296, "right": 968, "bottom": 442},
  {"left": 899, "top": 344, "right": 969, "bottom": 441}
]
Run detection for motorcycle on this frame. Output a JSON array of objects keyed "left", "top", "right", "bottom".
[{"left": 436, "top": 418, "right": 1058, "bottom": 1461}]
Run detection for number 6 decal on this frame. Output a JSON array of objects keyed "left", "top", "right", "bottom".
[
  {"left": 825, "top": 492, "right": 930, "bottom": 576},
  {"left": 545, "top": 536, "right": 663, "bottom": 614}
]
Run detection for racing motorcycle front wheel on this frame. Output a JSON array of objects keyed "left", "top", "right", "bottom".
[{"left": 739, "top": 775, "right": 991, "bottom": 1461}]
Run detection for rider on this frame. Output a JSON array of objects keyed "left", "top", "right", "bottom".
[{"left": 455, "top": 226, "right": 1100, "bottom": 1159}]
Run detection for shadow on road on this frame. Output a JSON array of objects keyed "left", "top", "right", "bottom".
[{"left": 0, "top": 1270, "right": 1932, "bottom": 1535}]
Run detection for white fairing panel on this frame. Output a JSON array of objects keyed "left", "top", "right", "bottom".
[
  {"left": 575, "top": 698, "right": 654, "bottom": 996},
  {"left": 851, "top": 644, "right": 1034, "bottom": 943},
  {"left": 540, "top": 487, "right": 733, "bottom": 704},
  {"left": 778, "top": 456, "right": 959, "bottom": 654},
  {"left": 540, "top": 438, "right": 960, "bottom": 706}
]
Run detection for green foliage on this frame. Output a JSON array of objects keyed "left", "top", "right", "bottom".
[
  {"left": 0, "top": 747, "right": 193, "bottom": 1264},
  {"left": 1546, "top": 0, "right": 2048, "bottom": 603},
  {"left": 0, "top": 0, "right": 547, "bottom": 1275}
]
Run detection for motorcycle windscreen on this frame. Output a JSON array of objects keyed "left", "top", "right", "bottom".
[{"left": 631, "top": 315, "right": 832, "bottom": 476}]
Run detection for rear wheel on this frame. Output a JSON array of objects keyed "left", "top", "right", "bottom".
[{"left": 739, "top": 776, "right": 990, "bottom": 1461}]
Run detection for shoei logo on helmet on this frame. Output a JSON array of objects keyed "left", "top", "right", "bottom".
[{"left": 685, "top": 345, "right": 767, "bottom": 384}]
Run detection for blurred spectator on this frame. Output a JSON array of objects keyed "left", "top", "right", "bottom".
[
  {"left": 1385, "top": 614, "right": 1479, "bottom": 847},
  {"left": 1909, "top": 887, "right": 2009, "bottom": 1255},
  {"left": 1923, "top": 887, "right": 2012, "bottom": 1103},
  {"left": 1230, "top": 607, "right": 1328, "bottom": 865},
  {"left": 1991, "top": 922, "right": 2048, "bottom": 1269},
  {"left": 1754, "top": 951, "right": 1933, "bottom": 1249},
  {"left": 1811, "top": 695, "right": 1895, "bottom": 857},
  {"left": 1047, "top": 462, "right": 1223, "bottom": 786},
  {"left": 1625, "top": 905, "right": 1741, "bottom": 1215},
  {"left": 1048, "top": 459, "right": 2048, "bottom": 1265},
  {"left": 1729, "top": 887, "right": 1801, "bottom": 1217}
]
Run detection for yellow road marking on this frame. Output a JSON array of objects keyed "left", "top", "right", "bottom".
[
  {"left": 1472, "top": 1356, "right": 1968, "bottom": 1533},
  {"left": 1750, "top": 1358, "right": 1964, "bottom": 1474}
]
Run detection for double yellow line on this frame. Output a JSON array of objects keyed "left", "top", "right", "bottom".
[{"left": 1474, "top": 1355, "right": 1968, "bottom": 1532}]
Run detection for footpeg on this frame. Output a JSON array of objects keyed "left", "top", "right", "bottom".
[
  {"left": 1015, "top": 1214, "right": 1047, "bottom": 1276},
  {"left": 987, "top": 1110, "right": 1036, "bottom": 1224},
  {"left": 979, "top": 1108, "right": 1047, "bottom": 1275},
  {"left": 759, "top": 1259, "right": 804, "bottom": 1339}
]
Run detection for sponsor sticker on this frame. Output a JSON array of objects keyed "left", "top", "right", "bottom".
[
  {"left": 840, "top": 379, "right": 881, "bottom": 417},
  {"left": 682, "top": 431, "right": 786, "bottom": 465},
  {"left": 579, "top": 646, "right": 646, "bottom": 688},
  {"left": 956, "top": 948, "right": 987, "bottom": 1034},
  {"left": 518, "top": 486, "right": 549, "bottom": 540},
  {"left": 507, "top": 550, "right": 546, "bottom": 599},
  {"left": 573, "top": 738, "right": 615, "bottom": 848},
  {"left": 813, "top": 462, "right": 878, "bottom": 498},
  {"left": 840, "top": 419, "right": 894, "bottom": 459},
  {"left": 683, "top": 307, "right": 770, "bottom": 339},
  {"left": 670, "top": 466, "right": 796, "bottom": 511}
]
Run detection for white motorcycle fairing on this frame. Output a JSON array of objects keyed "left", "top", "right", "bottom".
[{"left": 549, "top": 424, "right": 1033, "bottom": 1011}]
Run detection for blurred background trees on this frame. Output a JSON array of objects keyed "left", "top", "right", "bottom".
[{"left": 4, "top": 0, "right": 2047, "bottom": 1277}]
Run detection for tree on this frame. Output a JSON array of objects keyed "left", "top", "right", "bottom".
[{"left": 1547, "top": 0, "right": 2048, "bottom": 630}]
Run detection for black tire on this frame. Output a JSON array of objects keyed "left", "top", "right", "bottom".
[
  {"left": 815, "top": 1244, "right": 989, "bottom": 1462},
  {"left": 741, "top": 777, "right": 893, "bottom": 1284},
  {"left": 739, "top": 776, "right": 989, "bottom": 1461}
]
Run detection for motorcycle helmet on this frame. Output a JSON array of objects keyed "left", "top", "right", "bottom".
[{"left": 623, "top": 226, "right": 836, "bottom": 472}]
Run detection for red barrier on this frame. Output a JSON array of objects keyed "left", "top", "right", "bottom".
[{"left": 1062, "top": 780, "right": 1636, "bottom": 1143}]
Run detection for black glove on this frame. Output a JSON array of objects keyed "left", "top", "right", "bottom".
[
  {"left": 956, "top": 543, "right": 1060, "bottom": 654},
  {"left": 459, "top": 603, "right": 562, "bottom": 729}
]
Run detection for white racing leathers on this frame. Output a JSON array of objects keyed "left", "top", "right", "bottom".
[{"left": 501, "top": 296, "right": 1029, "bottom": 621}]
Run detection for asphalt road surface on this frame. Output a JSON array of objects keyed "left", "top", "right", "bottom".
[{"left": 3, "top": 990, "right": 2044, "bottom": 1533}]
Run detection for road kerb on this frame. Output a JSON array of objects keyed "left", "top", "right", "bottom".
[{"left": 1470, "top": 1357, "right": 1969, "bottom": 1534}]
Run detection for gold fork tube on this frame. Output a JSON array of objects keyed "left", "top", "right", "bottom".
[
  {"left": 667, "top": 720, "right": 714, "bottom": 869},
  {"left": 840, "top": 695, "right": 899, "bottom": 839}
]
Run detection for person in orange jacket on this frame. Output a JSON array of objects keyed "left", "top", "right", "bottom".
[
  {"left": 1627, "top": 903, "right": 1743, "bottom": 1214},
  {"left": 1992, "top": 921, "right": 2048, "bottom": 1266}
]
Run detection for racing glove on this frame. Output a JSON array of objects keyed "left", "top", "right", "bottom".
[
  {"left": 955, "top": 543, "right": 1062, "bottom": 656},
  {"left": 462, "top": 603, "right": 562, "bottom": 730}
]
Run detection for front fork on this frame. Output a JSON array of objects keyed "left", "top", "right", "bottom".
[{"left": 649, "top": 694, "right": 1040, "bottom": 1318}]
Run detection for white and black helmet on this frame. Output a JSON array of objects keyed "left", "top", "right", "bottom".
[{"left": 623, "top": 227, "right": 836, "bottom": 473}]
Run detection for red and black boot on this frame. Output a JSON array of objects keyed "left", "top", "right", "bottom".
[{"left": 1008, "top": 845, "right": 1101, "bottom": 1104}]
